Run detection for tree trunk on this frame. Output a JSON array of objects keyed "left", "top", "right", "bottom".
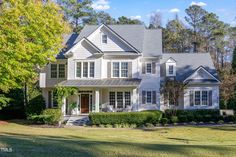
[{"left": 23, "top": 83, "right": 28, "bottom": 106}]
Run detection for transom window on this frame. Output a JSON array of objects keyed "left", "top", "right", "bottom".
[
  {"left": 102, "top": 34, "right": 107, "bottom": 44},
  {"left": 51, "top": 64, "right": 66, "bottom": 79},
  {"left": 76, "top": 61, "right": 95, "bottom": 78},
  {"left": 146, "top": 63, "right": 152, "bottom": 74},
  {"left": 112, "top": 62, "right": 129, "bottom": 78},
  {"left": 109, "top": 91, "right": 131, "bottom": 108},
  {"left": 190, "top": 90, "right": 213, "bottom": 106},
  {"left": 169, "top": 65, "right": 174, "bottom": 75}
]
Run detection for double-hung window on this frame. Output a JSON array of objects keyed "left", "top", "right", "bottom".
[
  {"left": 112, "top": 62, "right": 129, "bottom": 78},
  {"left": 189, "top": 90, "right": 213, "bottom": 106},
  {"left": 169, "top": 65, "right": 174, "bottom": 75},
  {"left": 112, "top": 62, "right": 120, "bottom": 78},
  {"left": 51, "top": 64, "right": 66, "bottom": 79},
  {"left": 146, "top": 63, "right": 152, "bottom": 74},
  {"left": 109, "top": 91, "right": 131, "bottom": 108},
  {"left": 76, "top": 61, "right": 95, "bottom": 78},
  {"left": 146, "top": 91, "right": 152, "bottom": 103},
  {"left": 142, "top": 90, "right": 156, "bottom": 104},
  {"left": 102, "top": 34, "right": 107, "bottom": 44}
]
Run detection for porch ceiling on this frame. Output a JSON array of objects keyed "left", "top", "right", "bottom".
[{"left": 58, "top": 78, "right": 141, "bottom": 87}]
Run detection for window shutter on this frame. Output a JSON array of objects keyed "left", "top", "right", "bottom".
[
  {"left": 128, "top": 62, "right": 132, "bottom": 78},
  {"left": 152, "top": 62, "right": 156, "bottom": 74},
  {"left": 142, "top": 91, "right": 146, "bottom": 104},
  {"left": 48, "top": 91, "right": 52, "bottom": 108},
  {"left": 152, "top": 91, "right": 156, "bottom": 104},
  {"left": 142, "top": 62, "right": 145, "bottom": 74},
  {"left": 209, "top": 91, "right": 212, "bottom": 106},
  {"left": 107, "top": 62, "right": 111, "bottom": 78}
]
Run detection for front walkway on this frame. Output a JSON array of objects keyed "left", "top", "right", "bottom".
[{"left": 65, "top": 115, "right": 89, "bottom": 126}]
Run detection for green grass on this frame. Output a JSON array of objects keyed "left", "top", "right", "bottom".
[{"left": 0, "top": 121, "right": 236, "bottom": 157}]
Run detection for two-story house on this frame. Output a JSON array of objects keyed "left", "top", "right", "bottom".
[{"left": 39, "top": 24, "right": 220, "bottom": 115}]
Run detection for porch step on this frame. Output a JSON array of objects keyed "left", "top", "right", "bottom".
[{"left": 66, "top": 116, "right": 89, "bottom": 126}]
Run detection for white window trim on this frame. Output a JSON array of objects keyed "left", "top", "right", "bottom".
[
  {"left": 145, "top": 62, "right": 152, "bottom": 74},
  {"left": 111, "top": 61, "right": 129, "bottom": 78},
  {"left": 166, "top": 63, "right": 176, "bottom": 77},
  {"left": 50, "top": 63, "right": 66, "bottom": 79},
  {"left": 75, "top": 61, "right": 95, "bottom": 79},
  {"left": 144, "top": 90, "right": 156, "bottom": 105},
  {"left": 109, "top": 91, "right": 132, "bottom": 109},
  {"left": 190, "top": 90, "right": 212, "bottom": 106}
]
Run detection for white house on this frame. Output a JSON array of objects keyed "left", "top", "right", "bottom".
[{"left": 39, "top": 24, "right": 220, "bottom": 115}]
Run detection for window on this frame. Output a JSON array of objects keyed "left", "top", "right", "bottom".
[
  {"left": 109, "top": 91, "right": 131, "bottom": 109},
  {"left": 83, "top": 62, "right": 88, "bottom": 77},
  {"left": 195, "top": 91, "right": 201, "bottom": 105},
  {"left": 109, "top": 92, "right": 116, "bottom": 108},
  {"left": 112, "top": 62, "right": 120, "bottom": 77},
  {"left": 48, "top": 91, "right": 58, "bottom": 108},
  {"left": 121, "top": 62, "right": 128, "bottom": 77},
  {"left": 89, "top": 62, "right": 95, "bottom": 77},
  {"left": 76, "top": 61, "right": 95, "bottom": 78},
  {"left": 58, "top": 64, "right": 65, "bottom": 78},
  {"left": 146, "top": 91, "right": 152, "bottom": 103},
  {"left": 146, "top": 63, "right": 152, "bottom": 74},
  {"left": 102, "top": 34, "right": 107, "bottom": 44},
  {"left": 169, "top": 65, "right": 174, "bottom": 75},
  {"left": 190, "top": 90, "right": 213, "bottom": 106},
  {"left": 190, "top": 91, "right": 194, "bottom": 106},
  {"left": 52, "top": 91, "right": 58, "bottom": 108},
  {"left": 51, "top": 64, "right": 57, "bottom": 78},
  {"left": 117, "top": 92, "right": 123, "bottom": 108},
  {"left": 76, "top": 62, "right": 81, "bottom": 78},
  {"left": 202, "top": 91, "right": 208, "bottom": 106}
]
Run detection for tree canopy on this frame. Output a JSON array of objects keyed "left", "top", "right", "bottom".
[{"left": 0, "top": 0, "right": 70, "bottom": 108}]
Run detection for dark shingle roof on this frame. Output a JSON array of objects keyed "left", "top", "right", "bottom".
[
  {"left": 160, "top": 53, "right": 219, "bottom": 82},
  {"left": 58, "top": 79, "right": 141, "bottom": 87},
  {"left": 57, "top": 24, "right": 162, "bottom": 58}
]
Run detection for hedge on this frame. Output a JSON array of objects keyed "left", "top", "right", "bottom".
[
  {"left": 28, "top": 108, "right": 62, "bottom": 125},
  {"left": 89, "top": 111, "right": 163, "bottom": 125}
]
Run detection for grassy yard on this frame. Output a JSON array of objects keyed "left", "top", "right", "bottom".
[{"left": 0, "top": 121, "right": 236, "bottom": 157}]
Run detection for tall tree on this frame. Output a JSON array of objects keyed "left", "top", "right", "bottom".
[
  {"left": 149, "top": 12, "right": 162, "bottom": 29},
  {"left": 0, "top": 0, "right": 70, "bottom": 109},
  {"left": 185, "top": 5, "right": 207, "bottom": 52},
  {"left": 117, "top": 16, "right": 143, "bottom": 25},
  {"left": 60, "top": 0, "right": 93, "bottom": 32},
  {"left": 232, "top": 48, "right": 236, "bottom": 73},
  {"left": 85, "top": 11, "right": 116, "bottom": 25},
  {"left": 163, "top": 18, "right": 191, "bottom": 53}
]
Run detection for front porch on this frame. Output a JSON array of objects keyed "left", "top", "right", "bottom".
[{"left": 61, "top": 87, "right": 139, "bottom": 116}]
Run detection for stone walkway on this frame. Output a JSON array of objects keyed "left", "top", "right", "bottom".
[{"left": 65, "top": 115, "right": 89, "bottom": 126}]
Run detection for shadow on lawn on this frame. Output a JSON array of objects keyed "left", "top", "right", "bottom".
[{"left": 0, "top": 132, "right": 235, "bottom": 157}]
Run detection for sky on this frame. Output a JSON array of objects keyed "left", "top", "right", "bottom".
[{"left": 91, "top": 0, "right": 236, "bottom": 27}]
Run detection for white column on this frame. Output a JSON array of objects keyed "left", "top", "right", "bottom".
[
  {"left": 132, "top": 88, "right": 138, "bottom": 111},
  {"left": 61, "top": 97, "right": 66, "bottom": 116},
  {"left": 95, "top": 90, "right": 100, "bottom": 112}
]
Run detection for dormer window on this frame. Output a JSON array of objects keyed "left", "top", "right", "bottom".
[
  {"left": 102, "top": 34, "right": 107, "bottom": 44},
  {"left": 169, "top": 65, "right": 174, "bottom": 75},
  {"left": 165, "top": 57, "right": 176, "bottom": 77}
]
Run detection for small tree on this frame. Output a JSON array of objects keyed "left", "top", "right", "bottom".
[{"left": 161, "top": 79, "right": 185, "bottom": 116}]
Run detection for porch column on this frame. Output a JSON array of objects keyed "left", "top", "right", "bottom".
[
  {"left": 132, "top": 88, "right": 138, "bottom": 111},
  {"left": 95, "top": 90, "right": 100, "bottom": 112},
  {"left": 61, "top": 97, "right": 66, "bottom": 116}
]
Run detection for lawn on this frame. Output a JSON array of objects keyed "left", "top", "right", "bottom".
[{"left": 0, "top": 121, "right": 236, "bottom": 157}]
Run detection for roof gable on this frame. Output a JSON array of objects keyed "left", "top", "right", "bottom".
[{"left": 184, "top": 66, "right": 220, "bottom": 83}]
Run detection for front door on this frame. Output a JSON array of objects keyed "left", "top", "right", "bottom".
[{"left": 81, "top": 94, "right": 89, "bottom": 113}]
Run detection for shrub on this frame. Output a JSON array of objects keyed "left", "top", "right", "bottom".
[
  {"left": 161, "top": 118, "right": 169, "bottom": 125},
  {"left": 105, "top": 124, "right": 113, "bottom": 128},
  {"left": 130, "top": 124, "right": 137, "bottom": 128},
  {"left": 224, "top": 115, "right": 236, "bottom": 123},
  {"left": 28, "top": 115, "right": 53, "bottom": 124},
  {"left": 89, "top": 111, "right": 162, "bottom": 126},
  {"left": 217, "top": 120, "right": 224, "bottom": 124},
  {"left": 170, "top": 116, "right": 178, "bottom": 123},
  {"left": 145, "top": 123, "right": 154, "bottom": 128},
  {"left": 41, "top": 109, "right": 62, "bottom": 124},
  {"left": 178, "top": 115, "right": 188, "bottom": 123},
  {"left": 25, "top": 95, "right": 45, "bottom": 116},
  {"left": 203, "top": 115, "right": 212, "bottom": 122}
]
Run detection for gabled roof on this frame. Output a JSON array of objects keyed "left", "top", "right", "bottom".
[
  {"left": 183, "top": 66, "right": 220, "bottom": 84},
  {"left": 160, "top": 53, "right": 219, "bottom": 82},
  {"left": 57, "top": 24, "right": 162, "bottom": 58}
]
